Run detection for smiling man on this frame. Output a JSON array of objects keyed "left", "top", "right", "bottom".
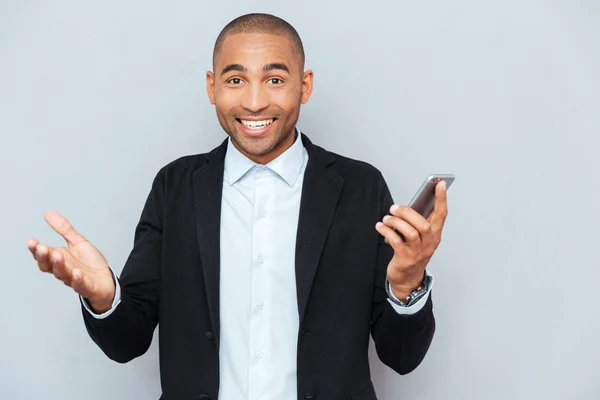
[
  {"left": 207, "top": 18, "right": 311, "bottom": 165},
  {"left": 28, "top": 13, "right": 448, "bottom": 400}
]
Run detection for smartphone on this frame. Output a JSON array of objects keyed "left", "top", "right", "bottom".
[{"left": 408, "top": 174, "right": 455, "bottom": 218}]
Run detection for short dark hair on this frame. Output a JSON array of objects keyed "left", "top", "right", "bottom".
[{"left": 213, "top": 13, "right": 305, "bottom": 69}]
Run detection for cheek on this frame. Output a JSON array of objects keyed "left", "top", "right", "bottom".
[
  {"left": 272, "top": 89, "right": 301, "bottom": 112},
  {"left": 214, "top": 95, "right": 236, "bottom": 118},
  {"left": 214, "top": 104, "right": 234, "bottom": 128},
  {"left": 215, "top": 86, "right": 238, "bottom": 104}
]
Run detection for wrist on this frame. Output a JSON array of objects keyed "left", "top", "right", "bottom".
[
  {"left": 387, "top": 270, "right": 430, "bottom": 306},
  {"left": 88, "top": 293, "right": 114, "bottom": 314},
  {"left": 388, "top": 273, "right": 424, "bottom": 299},
  {"left": 389, "top": 285, "right": 413, "bottom": 302},
  {"left": 88, "top": 286, "right": 116, "bottom": 314},
  {"left": 89, "top": 302, "right": 112, "bottom": 314},
  {"left": 88, "top": 269, "right": 117, "bottom": 313}
]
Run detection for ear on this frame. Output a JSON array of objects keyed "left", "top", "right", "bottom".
[
  {"left": 206, "top": 70, "right": 216, "bottom": 105},
  {"left": 300, "top": 70, "right": 314, "bottom": 104}
]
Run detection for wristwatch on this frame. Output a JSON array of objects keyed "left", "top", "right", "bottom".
[{"left": 385, "top": 271, "right": 432, "bottom": 307}]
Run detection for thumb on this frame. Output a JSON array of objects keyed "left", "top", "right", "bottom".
[{"left": 44, "top": 210, "right": 87, "bottom": 246}]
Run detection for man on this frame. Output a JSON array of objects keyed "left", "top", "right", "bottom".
[{"left": 27, "top": 13, "right": 448, "bottom": 400}]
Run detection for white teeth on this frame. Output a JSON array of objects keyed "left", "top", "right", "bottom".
[{"left": 240, "top": 119, "right": 274, "bottom": 129}]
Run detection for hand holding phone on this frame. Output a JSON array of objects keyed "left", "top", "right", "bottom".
[
  {"left": 378, "top": 175, "right": 454, "bottom": 300},
  {"left": 382, "top": 174, "right": 454, "bottom": 244},
  {"left": 408, "top": 174, "right": 455, "bottom": 219}
]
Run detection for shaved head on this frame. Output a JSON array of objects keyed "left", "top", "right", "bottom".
[{"left": 213, "top": 13, "right": 305, "bottom": 69}]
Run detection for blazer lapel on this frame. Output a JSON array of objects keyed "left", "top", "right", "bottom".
[
  {"left": 192, "top": 138, "right": 228, "bottom": 348},
  {"left": 295, "top": 134, "right": 344, "bottom": 327}
]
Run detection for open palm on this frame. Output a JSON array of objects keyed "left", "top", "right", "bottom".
[{"left": 27, "top": 210, "right": 115, "bottom": 312}]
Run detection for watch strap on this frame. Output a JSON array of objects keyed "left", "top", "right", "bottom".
[{"left": 385, "top": 271, "right": 432, "bottom": 307}]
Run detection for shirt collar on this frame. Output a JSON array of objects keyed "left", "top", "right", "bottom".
[{"left": 224, "top": 129, "right": 305, "bottom": 187}]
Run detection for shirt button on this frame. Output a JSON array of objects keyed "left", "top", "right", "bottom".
[
  {"left": 259, "top": 210, "right": 266, "bottom": 218},
  {"left": 258, "top": 303, "right": 265, "bottom": 310},
  {"left": 256, "top": 351, "right": 263, "bottom": 358},
  {"left": 258, "top": 256, "right": 265, "bottom": 264}
]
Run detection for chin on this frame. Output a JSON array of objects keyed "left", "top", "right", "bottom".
[{"left": 236, "top": 137, "right": 277, "bottom": 157}]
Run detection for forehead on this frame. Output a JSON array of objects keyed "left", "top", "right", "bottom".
[{"left": 215, "top": 33, "right": 299, "bottom": 72}]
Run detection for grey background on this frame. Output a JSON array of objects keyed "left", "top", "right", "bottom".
[{"left": 1, "top": 0, "right": 599, "bottom": 399}]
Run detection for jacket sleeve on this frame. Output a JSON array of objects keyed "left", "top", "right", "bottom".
[
  {"left": 81, "top": 167, "right": 165, "bottom": 363},
  {"left": 369, "top": 172, "right": 436, "bottom": 375}
]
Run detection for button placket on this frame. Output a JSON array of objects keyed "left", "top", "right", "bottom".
[{"left": 249, "top": 166, "right": 272, "bottom": 397}]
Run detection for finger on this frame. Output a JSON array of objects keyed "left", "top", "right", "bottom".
[
  {"left": 429, "top": 181, "right": 448, "bottom": 232},
  {"left": 49, "top": 249, "right": 70, "bottom": 281},
  {"left": 390, "top": 205, "right": 432, "bottom": 238},
  {"left": 34, "top": 243, "right": 53, "bottom": 273},
  {"left": 44, "top": 210, "right": 87, "bottom": 246},
  {"left": 26, "top": 238, "right": 39, "bottom": 258},
  {"left": 382, "top": 215, "right": 421, "bottom": 246},
  {"left": 71, "top": 268, "right": 95, "bottom": 298},
  {"left": 376, "top": 221, "right": 408, "bottom": 254}
]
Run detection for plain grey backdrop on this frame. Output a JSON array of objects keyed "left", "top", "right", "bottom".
[{"left": 2, "top": 0, "right": 599, "bottom": 399}]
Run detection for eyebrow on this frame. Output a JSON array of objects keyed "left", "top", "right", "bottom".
[
  {"left": 220, "top": 63, "right": 290, "bottom": 75},
  {"left": 263, "top": 63, "right": 290, "bottom": 73},
  {"left": 221, "top": 64, "right": 246, "bottom": 75}
]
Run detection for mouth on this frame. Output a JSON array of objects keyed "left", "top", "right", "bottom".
[{"left": 236, "top": 118, "right": 277, "bottom": 137}]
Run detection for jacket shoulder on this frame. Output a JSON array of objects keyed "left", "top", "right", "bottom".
[
  {"left": 149, "top": 152, "right": 212, "bottom": 190},
  {"left": 315, "top": 144, "right": 385, "bottom": 182},
  {"left": 162, "top": 153, "right": 209, "bottom": 173}
]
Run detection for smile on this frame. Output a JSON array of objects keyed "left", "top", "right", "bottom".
[{"left": 237, "top": 118, "right": 276, "bottom": 130}]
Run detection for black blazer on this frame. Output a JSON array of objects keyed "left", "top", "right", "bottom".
[{"left": 82, "top": 133, "right": 435, "bottom": 400}]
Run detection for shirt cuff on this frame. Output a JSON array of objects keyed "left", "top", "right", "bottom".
[
  {"left": 80, "top": 269, "right": 122, "bottom": 319},
  {"left": 387, "top": 271, "right": 434, "bottom": 315}
]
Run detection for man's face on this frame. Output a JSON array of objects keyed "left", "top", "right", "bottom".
[{"left": 207, "top": 33, "right": 313, "bottom": 164}]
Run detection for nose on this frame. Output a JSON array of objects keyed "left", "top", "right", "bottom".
[{"left": 240, "top": 81, "right": 269, "bottom": 113}]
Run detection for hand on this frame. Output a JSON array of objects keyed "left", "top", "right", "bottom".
[
  {"left": 375, "top": 180, "right": 448, "bottom": 300},
  {"left": 27, "top": 210, "right": 115, "bottom": 313}
]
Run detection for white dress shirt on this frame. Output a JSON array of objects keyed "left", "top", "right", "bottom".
[{"left": 82, "top": 131, "right": 433, "bottom": 399}]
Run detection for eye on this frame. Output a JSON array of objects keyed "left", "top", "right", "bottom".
[
  {"left": 228, "top": 77, "right": 243, "bottom": 85},
  {"left": 268, "top": 78, "right": 283, "bottom": 85}
]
